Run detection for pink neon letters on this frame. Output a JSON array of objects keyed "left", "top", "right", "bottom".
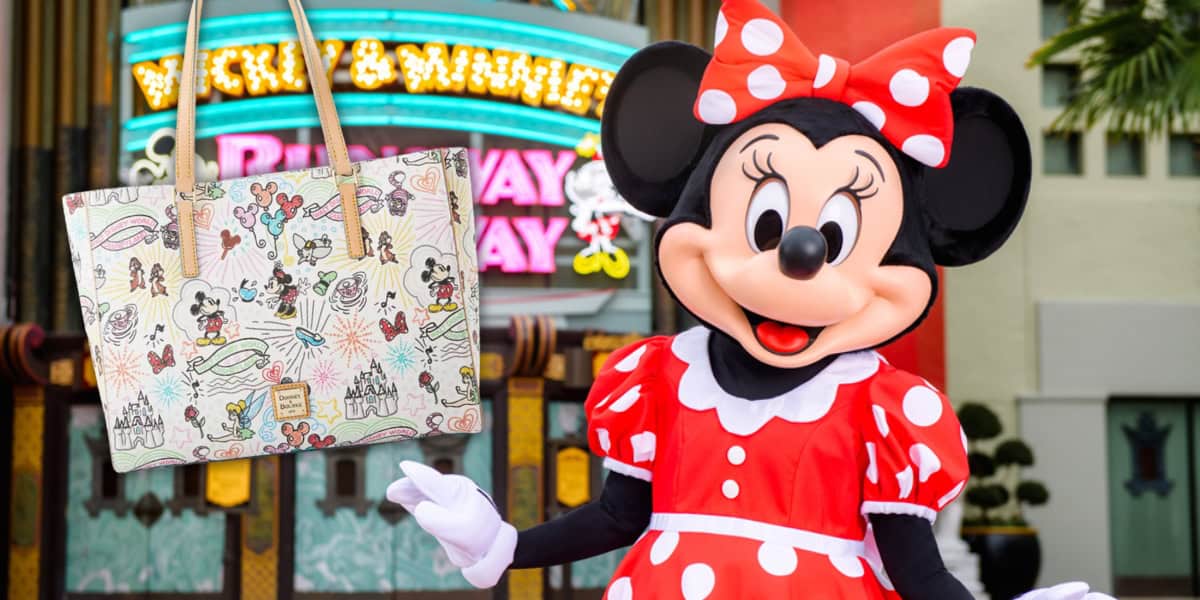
[{"left": 215, "top": 134, "right": 578, "bottom": 273}]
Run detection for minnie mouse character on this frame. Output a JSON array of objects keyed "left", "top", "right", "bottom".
[
  {"left": 387, "top": 2, "right": 1110, "bottom": 599},
  {"left": 265, "top": 263, "right": 298, "bottom": 320}
]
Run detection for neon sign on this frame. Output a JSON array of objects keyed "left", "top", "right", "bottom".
[
  {"left": 132, "top": 39, "right": 613, "bottom": 120},
  {"left": 565, "top": 161, "right": 654, "bottom": 279},
  {"left": 208, "top": 132, "right": 628, "bottom": 274}
]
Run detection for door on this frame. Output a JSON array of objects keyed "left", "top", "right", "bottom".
[
  {"left": 292, "top": 401, "right": 493, "bottom": 597},
  {"left": 545, "top": 400, "right": 627, "bottom": 599},
  {"left": 64, "top": 404, "right": 228, "bottom": 597},
  {"left": 1108, "top": 400, "right": 1196, "bottom": 596}
]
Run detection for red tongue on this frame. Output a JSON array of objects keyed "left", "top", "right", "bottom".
[{"left": 755, "top": 321, "right": 810, "bottom": 354}]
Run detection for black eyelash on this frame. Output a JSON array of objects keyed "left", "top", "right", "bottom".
[
  {"left": 836, "top": 166, "right": 879, "bottom": 202},
  {"left": 741, "top": 150, "right": 783, "bottom": 184}
]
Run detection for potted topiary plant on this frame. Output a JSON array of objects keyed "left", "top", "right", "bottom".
[{"left": 958, "top": 402, "right": 1050, "bottom": 600}]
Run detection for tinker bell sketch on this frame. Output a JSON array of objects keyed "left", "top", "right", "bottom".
[{"left": 206, "top": 390, "right": 266, "bottom": 443}]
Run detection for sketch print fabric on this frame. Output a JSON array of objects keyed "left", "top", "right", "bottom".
[{"left": 64, "top": 148, "right": 481, "bottom": 472}]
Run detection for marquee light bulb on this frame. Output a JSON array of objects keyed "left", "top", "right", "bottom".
[
  {"left": 349, "top": 38, "right": 397, "bottom": 90},
  {"left": 129, "top": 38, "right": 611, "bottom": 119},
  {"left": 241, "top": 44, "right": 283, "bottom": 96}
]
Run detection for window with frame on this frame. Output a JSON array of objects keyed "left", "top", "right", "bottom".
[
  {"left": 1168, "top": 135, "right": 1200, "bottom": 177},
  {"left": 1041, "top": 64, "right": 1079, "bottom": 108},
  {"left": 167, "top": 464, "right": 209, "bottom": 515},
  {"left": 1044, "top": 131, "right": 1083, "bottom": 175},
  {"left": 317, "top": 447, "right": 371, "bottom": 516},
  {"left": 84, "top": 435, "right": 131, "bottom": 517},
  {"left": 1041, "top": 0, "right": 1071, "bottom": 39},
  {"left": 1106, "top": 133, "right": 1145, "bottom": 176},
  {"left": 420, "top": 433, "right": 470, "bottom": 475}
]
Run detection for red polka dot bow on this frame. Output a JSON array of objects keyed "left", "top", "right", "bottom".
[{"left": 694, "top": 0, "right": 976, "bottom": 168}]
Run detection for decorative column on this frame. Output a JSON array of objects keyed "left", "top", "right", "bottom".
[
  {"left": 241, "top": 457, "right": 281, "bottom": 600},
  {"left": 506, "top": 375, "right": 544, "bottom": 600},
  {"left": 7, "top": 386, "right": 44, "bottom": 600},
  {"left": 2, "top": 324, "right": 51, "bottom": 600},
  {"left": 505, "top": 316, "right": 556, "bottom": 600}
]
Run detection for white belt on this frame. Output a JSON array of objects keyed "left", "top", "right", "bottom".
[{"left": 647, "top": 513, "right": 867, "bottom": 558}]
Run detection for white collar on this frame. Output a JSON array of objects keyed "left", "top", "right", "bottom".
[{"left": 670, "top": 327, "right": 881, "bottom": 436}]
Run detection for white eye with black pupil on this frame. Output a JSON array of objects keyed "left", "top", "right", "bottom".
[
  {"left": 817, "top": 193, "right": 860, "bottom": 265},
  {"left": 745, "top": 180, "right": 789, "bottom": 253}
]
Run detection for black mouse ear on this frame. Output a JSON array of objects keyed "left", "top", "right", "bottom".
[
  {"left": 602, "top": 41, "right": 712, "bottom": 218},
  {"left": 921, "top": 87, "right": 1032, "bottom": 266}
]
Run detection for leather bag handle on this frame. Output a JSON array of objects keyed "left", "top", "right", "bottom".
[{"left": 173, "top": 0, "right": 365, "bottom": 277}]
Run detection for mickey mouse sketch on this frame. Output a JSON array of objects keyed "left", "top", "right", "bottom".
[
  {"left": 388, "top": 2, "right": 1112, "bottom": 599},
  {"left": 190, "top": 291, "right": 227, "bottom": 347},
  {"left": 421, "top": 257, "right": 457, "bottom": 313}
]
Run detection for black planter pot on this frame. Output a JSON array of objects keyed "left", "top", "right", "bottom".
[{"left": 962, "top": 527, "right": 1041, "bottom": 600}]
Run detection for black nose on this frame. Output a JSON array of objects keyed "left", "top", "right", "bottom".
[{"left": 778, "top": 226, "right": 827, "bottom": 280}]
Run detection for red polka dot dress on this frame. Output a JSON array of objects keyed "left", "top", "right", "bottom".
[{"left": 586, "top": 328, "right": 969, "bottom": 600}]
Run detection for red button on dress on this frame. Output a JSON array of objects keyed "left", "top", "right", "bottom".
[{"left": 586, "top": 327, "right": 969, "bottom": 599}]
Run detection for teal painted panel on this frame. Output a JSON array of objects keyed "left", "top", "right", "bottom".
[
  {"left": 548, "top": 401, "right": 586, "bottom": 439},
  {"left": 393, "top": 401, "right": 493, "bottom": 590},
  {"left": 548, "top": 401, "right": 625, "bottom": 589},
  {"left": 293, "top": 447, "right": 396, "bottom": 592},
  {"left": 1108, "top": 402, "right": 1192, "bottom": 577},
  {"left": 295, "top": 403, "right": 495, "bottom": 592},
  {"left": 293, "top": 400, "right": 621, "bottom": 590},
  {"left": 65, "top": 406, "right": 151, "bottom": 593},
  {"left": 145, "top": 466, "right": 225, "bottom": 592},
  {"left": 570, "top": 548, "right": 626, "bottom": 589}
]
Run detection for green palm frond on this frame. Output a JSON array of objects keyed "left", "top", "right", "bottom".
[{"left": 1028, "top": 0, "right": 1200, "bottom": 135}]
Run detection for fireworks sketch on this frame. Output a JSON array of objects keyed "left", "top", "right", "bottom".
[
  {"left": 385, "top": 339, "right": 418, "bottom": 375},
  {"left": 310, "top": 359, "right": 341, "bottom": 395},
  {"left": 151, "top": 373, "right": 185, "bottom": 408},
  {"left": 104, "top": 346, "right": 145, "bottom": 396},
  {"left": 328, "top": 313, "right": 375, "bottom": 367}
]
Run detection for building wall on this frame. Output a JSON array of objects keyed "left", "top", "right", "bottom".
[
  {"left": 942, "top": 0, "right": 1200, "bottom": 591},
  {"left": 942, "top": 0, "right": 1200, "bottom": 426}
]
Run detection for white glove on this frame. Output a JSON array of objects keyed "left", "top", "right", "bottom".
[
  {"left": 385, "top": 460, "right": 517, "bottom": 588},
  {"left": 1016, "top": 582, "right": 1116, "bottom": 600}
]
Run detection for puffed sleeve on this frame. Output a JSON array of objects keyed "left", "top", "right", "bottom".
[
  {"left": 859, "top": 368, "right": 969, "bottom": 522},
  {"left": 585, "top": 337, "right": 667, "bottom": 483}
]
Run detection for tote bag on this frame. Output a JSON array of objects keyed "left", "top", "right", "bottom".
[{"left": 63, "top": 0, "right": 482, "bottom": 472}]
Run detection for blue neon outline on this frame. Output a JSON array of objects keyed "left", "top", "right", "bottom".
[
  {"left": 121, "top": 93, "right": 598, "bottom": 151},
  {"left": 124, "top": 9, "right": 636, "bottom": 64},
  {"left": 128, "top": 30, "right": 626, "bottom": 73}
]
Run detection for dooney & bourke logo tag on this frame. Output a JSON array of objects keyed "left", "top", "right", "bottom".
[{"left": 271, "top": 382, "right": 310, "bottom": 420}]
